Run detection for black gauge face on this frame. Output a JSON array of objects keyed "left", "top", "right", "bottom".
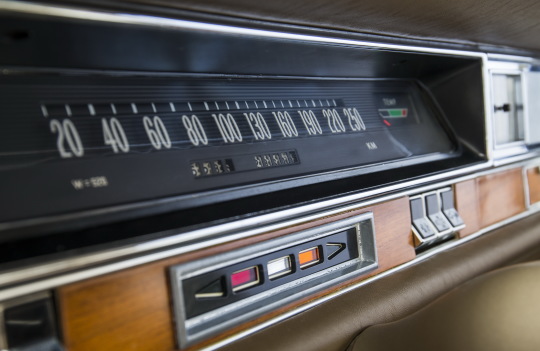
[{"left": 0, "top": 74, "right": 455, "bottom": 222}]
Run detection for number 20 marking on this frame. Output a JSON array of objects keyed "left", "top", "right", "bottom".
[{"left": 49, "top": 119, "right": 84, "bottom": 158}]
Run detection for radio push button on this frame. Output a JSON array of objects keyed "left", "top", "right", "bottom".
[
  {"left": 267, "top": 256, "right": 293, "bottom": 280},
  {"left": 298, "top": 247, "right": 321, "bottom": 269},
  {"left": 231, "top": 266, "right": 261, "bottom": 292}
]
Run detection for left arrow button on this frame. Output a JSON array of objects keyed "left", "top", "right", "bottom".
[{"left": 195, "top": 278, "right": 225, "bottom": 299}]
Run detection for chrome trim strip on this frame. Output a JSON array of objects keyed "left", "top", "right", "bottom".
[
  {"left": 523, "top": 166, "right": 532, "bottom": 210},
  {"left": 482, "top": 55, "right": 495, "bottom": 161},
  {"left": 0, "top": 304, "right": 5, "bottom": 351},
  {"left": 493, "top": 150, "right": 540, "bottom": 166},
  {"left": 523, "top": 159, "right": 540, "bottom": 210},
  {"left": 0, "top": 0, "right": 485, "bottom": 58},
  {"left": 487, "top": 54, "right": 539, "bottom": 64},
  {"left": 198, "top": 205, "right": 540, "bottom": 351},
  {"left": 522, "top": 69, "right": 532, "bottom": 145}
]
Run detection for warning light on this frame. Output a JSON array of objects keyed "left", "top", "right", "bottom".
[
  {"left": 383, "top": 120, "right": 392, "bottom": 127},
  {"left": 231, "top": 266, "right": 260, "bottom": 292},
  {"left": 267, "top": 256, "right": 292, "bottom": 280},
  {"left": 298, "top": 247, "right": 321, "bottom": 269}
]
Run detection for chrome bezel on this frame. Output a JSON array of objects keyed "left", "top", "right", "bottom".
[{"left": 169, "top": 212, "right": 377, "bottom": 348}]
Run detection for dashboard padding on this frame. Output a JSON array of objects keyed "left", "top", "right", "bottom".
[{"left": 54, "top": 0, "right": 540, "bottom": 53}]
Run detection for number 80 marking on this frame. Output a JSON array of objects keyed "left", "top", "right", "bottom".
[{"left": 182, "top": 114, "right": 208, "bottom": 146}]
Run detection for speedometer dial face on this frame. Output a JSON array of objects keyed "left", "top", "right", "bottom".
[{"left": 0, "top": 75, "right": 455, "bottom": 222}]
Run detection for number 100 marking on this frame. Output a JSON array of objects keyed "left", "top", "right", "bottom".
[{"left": 212, "top": 113, "right": 243, "bottom": 143}]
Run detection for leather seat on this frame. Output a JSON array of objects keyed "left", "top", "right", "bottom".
[{"left": 348, "top": 261, "right": 540, "bottom": 351}]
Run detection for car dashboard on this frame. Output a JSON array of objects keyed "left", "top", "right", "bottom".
[{"left": 1, "top": 1, "right": 540, "bottom": 350}]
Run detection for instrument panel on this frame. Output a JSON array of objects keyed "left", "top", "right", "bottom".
[
  {"left": 0, "top": 75, "right": 455, "bottom": 224},
  {"left": 0, "top": 2, "right": 540, "bottom": 351}
]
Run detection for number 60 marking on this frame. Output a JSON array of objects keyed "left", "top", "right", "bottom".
[{"left": 143, "top": 116, "right": 171, "bottom": 150}]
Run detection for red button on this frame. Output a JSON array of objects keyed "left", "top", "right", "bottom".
[{"left": 231, "top": 266, "right": 260, "bottom": 292}]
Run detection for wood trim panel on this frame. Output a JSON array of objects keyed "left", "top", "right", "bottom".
[
  {"left": 57, "top": 197, "right": 414, "bottom": 351},
  {"left": 527, "top": 167, "right": 540, "bottom": 205},
  {"left": 456, "top": 168, "right": 526, "bottom": 237},
  {"left": 57, "top": 263, "right": 176, "bottom": 351},
  {"left": 476, "top": 168, "right": 526, "bottom": 227}
]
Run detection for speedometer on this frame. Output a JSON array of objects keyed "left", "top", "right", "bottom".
[{"left": 0, "top": 73, "right": 456, "bottom": 222}]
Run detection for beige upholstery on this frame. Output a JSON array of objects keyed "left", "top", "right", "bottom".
[{"left": 349, "top": 261, "right": 540, "bottom": 351}]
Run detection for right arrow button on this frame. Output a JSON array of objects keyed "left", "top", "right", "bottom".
[{"left": 326, "top": 243, "right": 346, "bottom": 260}]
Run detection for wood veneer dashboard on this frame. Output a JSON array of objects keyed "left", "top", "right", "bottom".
[
  {"left": 1, "top": 1, "right": 540, "bottom": 351},
  {"left": 53, "top": 166, "right": 539, "bottom": 351}
]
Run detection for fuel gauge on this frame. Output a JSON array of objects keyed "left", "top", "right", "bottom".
[{"left": 375, "top": 93, "right": 419, "bottom": 127}]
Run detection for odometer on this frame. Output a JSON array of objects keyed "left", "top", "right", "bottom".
[{"left": 0, "top": 74, "right": 455, "bottom": 223}]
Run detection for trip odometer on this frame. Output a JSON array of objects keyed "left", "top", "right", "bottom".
[{"left": 0, "top": 74, "right": 455, "bottom": 223}]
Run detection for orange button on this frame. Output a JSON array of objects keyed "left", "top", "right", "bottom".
[{"left": 298, "top": 247, "right": 320, "bottom": 268}]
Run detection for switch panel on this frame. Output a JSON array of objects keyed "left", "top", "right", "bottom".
[
  {"left": 410, "top": 187, "right": 465, "bottom": 249},
  {"left": 169, "top": 213, "right": 377, "bottom": 349}
]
